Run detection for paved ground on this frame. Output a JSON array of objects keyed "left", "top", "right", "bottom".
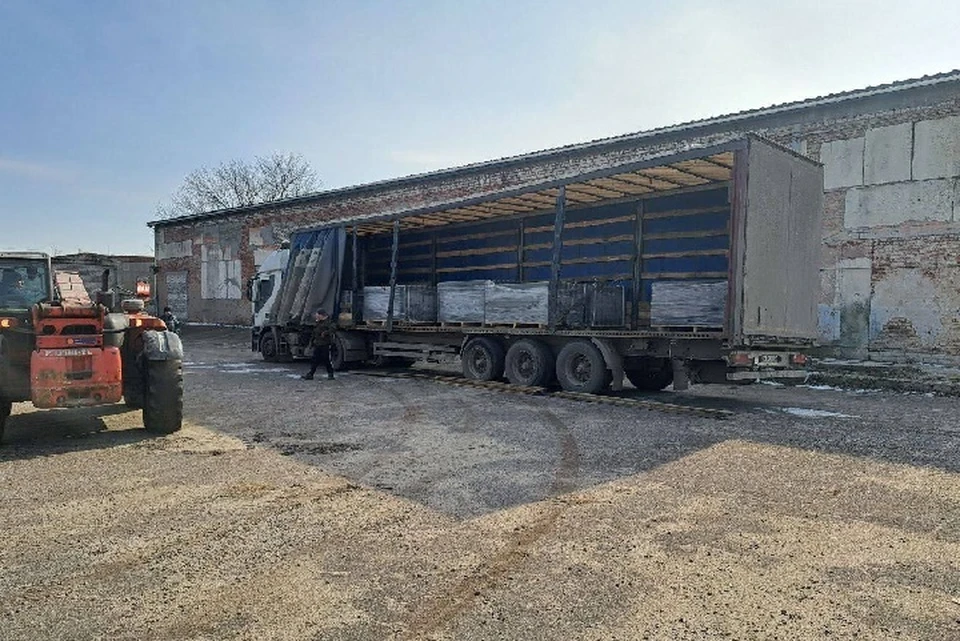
[{"left": 1, "top": 326, "right": 959, "bottom": 640}]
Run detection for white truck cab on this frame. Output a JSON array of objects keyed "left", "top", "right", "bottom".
[{"left": 250, "top": 248, "right": 288, "bottom": 331}]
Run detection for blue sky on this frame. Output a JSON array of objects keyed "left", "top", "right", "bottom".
[{"left": 1, "top": 0, "right": 958, "bottom": 256}]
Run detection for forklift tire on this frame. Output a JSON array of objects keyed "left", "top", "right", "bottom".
[
  {"left": 124, "top": 387, "right": 144, "bottom": 410},
  {"left": 0, "top": 399, "right": 10, "bottom": 443},
  {"left": 123, "top": 359, "right": 145, "bottom": 409},
  {"left": 142, "top": 358, "right": 183, "bottom": 434}
]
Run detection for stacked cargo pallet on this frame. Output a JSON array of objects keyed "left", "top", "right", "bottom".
[{"left": 362, "top": 280, "right": 626, "bottom": 328}]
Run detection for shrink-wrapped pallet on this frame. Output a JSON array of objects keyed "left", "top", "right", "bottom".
[
  {"left": 437, "top": 280, "right": 487, "bottom": 323},
  {"left": 363, "top": 285, "right": 437, "bottom": 322},
  {"left": 483, "top": 282, "right": 549, "bottom": 325},
  {"left": 650, "top": 281, "right": 727, "bottom": 327}
]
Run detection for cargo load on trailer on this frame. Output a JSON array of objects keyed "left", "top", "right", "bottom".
[
  {"left": 251, "top": 134, "right": 822, "bottom": 393},
  {"left": 0, "top": 253, "right": 183, "bottom": 441}
]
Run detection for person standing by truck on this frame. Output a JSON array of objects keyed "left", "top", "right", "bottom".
[
  {"left": 160, "top": 306, "right": 180, "bottom": 334},
  {"left": 301, "top": 308, "right": 335, "bottom": 380}
]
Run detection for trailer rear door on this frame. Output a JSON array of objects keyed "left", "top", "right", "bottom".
[{"left": 731, "top": 137, "right": 823, "bottom": 343}]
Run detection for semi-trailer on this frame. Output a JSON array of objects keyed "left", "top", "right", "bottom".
[{"left": 250, "top": 134, "right": 822, "bottom": 393}]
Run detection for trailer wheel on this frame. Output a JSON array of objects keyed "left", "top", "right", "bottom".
[
  {"left": 259, "top": 333, "right": 280, "bottom": 362},
  {"left": 462, "top": 337, "right": 505, "bottom": 381},
  {"left": 556, "top": 340, "right": 609, "bottom": 394},
  {"left": 505, "top": 339, "right": 554, "bottom": 387},
  {"left": 142, "top": 358, "right": 183, "bottom": 434},
  {"left": 625, "top": 358, "right": 674, "bottom": 391}
]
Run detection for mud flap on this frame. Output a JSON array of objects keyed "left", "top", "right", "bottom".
[{"left": 591, "top": 338, "right": 624, "bottom": 392}]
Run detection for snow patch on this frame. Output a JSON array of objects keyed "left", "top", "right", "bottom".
[{"left": 779, "top": 407, "right": 859, "bottom": 419}]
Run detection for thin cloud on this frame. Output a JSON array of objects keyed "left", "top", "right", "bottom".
[{"left": 0, "top": 157, "right": 74, "bottom": 182}]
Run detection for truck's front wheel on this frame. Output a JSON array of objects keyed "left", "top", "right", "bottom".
[
  {"left": 143, "top": 359, "right": 183, "bottom": 434},
  {"left": 259, "top": 333, "right": 280, "bottom": 362}
]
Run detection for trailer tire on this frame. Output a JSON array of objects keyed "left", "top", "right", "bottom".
[
  {"left": 462, "top": 337, "right": 505, "bottom": 381},
  {"left": 259, "top": 333, "right": 280, "bottom": 362},
  {"left": 556, "top": 340, "right": 609, "bottom": 394},
  {"left": 625, "top": 358, "right": 674, "bottom": 391},
  {"left": 142, "top": 358, "right": 183, "bottom": 434},
  {"left": 505, "top": 339, "right": 554, "bottom": 387}
]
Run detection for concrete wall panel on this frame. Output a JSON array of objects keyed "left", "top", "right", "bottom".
[
  {"left": 836, "top": 257, "right": 871, "bottom": 352},
  {"left": 820, "top": 137, "right": 864, "bottom": 190},
  {"left": 248, "top": 225, "right": 276, "bottom": 247},
  {"left": 253, "top": 248, "right": 275, "bottom": 267},
  {"left": 200, "top": 244, "right": 242, "bottom": 300},
  {"left": 844, "top": 179, "right": 954, "bottom": 228},
  {"left": 864, "top": 123, "right": 912, "bottom": 185},
  {"left": 157, "top": 240, "right": 192, "bottom": 260},
  {"left": 818, "top": 305, "right": 840, "bottom": 343},
  {"left": 913, "top": 115, "right": 960, "bottom": 180}
]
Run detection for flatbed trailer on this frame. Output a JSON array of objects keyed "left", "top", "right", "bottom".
[{"left": 251, "top": 134, "right": 822, "bottom": 392}]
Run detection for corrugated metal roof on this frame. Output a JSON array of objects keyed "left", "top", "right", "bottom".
[{"left": 148, "top": 69, "right": 960, "bottom": 229}]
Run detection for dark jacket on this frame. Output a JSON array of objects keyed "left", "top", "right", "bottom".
[
  {"left": 160, "top": 311, "right": 179, "bottom": 333},
  {"left": 311, "top": 317, "right": 335, "bottom": 347}
]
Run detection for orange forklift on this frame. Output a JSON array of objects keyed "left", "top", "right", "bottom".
[{"left": 0, "top": 252, "right": 183, "bottom": 442}]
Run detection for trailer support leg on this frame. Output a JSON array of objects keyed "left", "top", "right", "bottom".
[
  {"left": 352, "top": 226, "right": 361, "bottom": 323},
  {"left": 672, "top": 359, "right": 691, "bottom": 391},
  {"left": 386, "top": 219, "right": 400, "bottom": 332},
  {"left": 548, "top": 185, "right": 566, "bottom": 330}
]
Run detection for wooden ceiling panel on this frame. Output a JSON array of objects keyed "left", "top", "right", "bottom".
[
  {"left": 642, "top": 166, "right": 710, "bottom": 185},
  {"left": 355, "top": 149, "right": 736, "bottom": 233}
]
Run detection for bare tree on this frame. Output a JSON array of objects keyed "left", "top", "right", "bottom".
[{"left": 157, "top": 153, "right": 320, "bottom": 218}]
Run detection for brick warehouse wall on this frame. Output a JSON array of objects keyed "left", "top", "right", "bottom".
[{"left": 151, "top": 77, "right": 960, "bottom": 362}]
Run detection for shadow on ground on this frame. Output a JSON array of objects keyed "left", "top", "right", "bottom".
[{"left": 0, "top": 404, "right": 157, "bottom": 461}]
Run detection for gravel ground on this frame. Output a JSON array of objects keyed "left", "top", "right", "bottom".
[{"left": 1, "top": 326, "right": 959, "bottom": 640}]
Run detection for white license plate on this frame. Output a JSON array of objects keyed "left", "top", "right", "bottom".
[
  {"left": 40, "top": 348, "right": 93, "bottom": 357},
  {"left": 757, "top": 353, "right": 784, "bottom": 365}
]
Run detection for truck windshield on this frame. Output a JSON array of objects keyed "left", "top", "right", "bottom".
[{"left": 0, "top": 260, "right": 51, "bottom": 310}]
